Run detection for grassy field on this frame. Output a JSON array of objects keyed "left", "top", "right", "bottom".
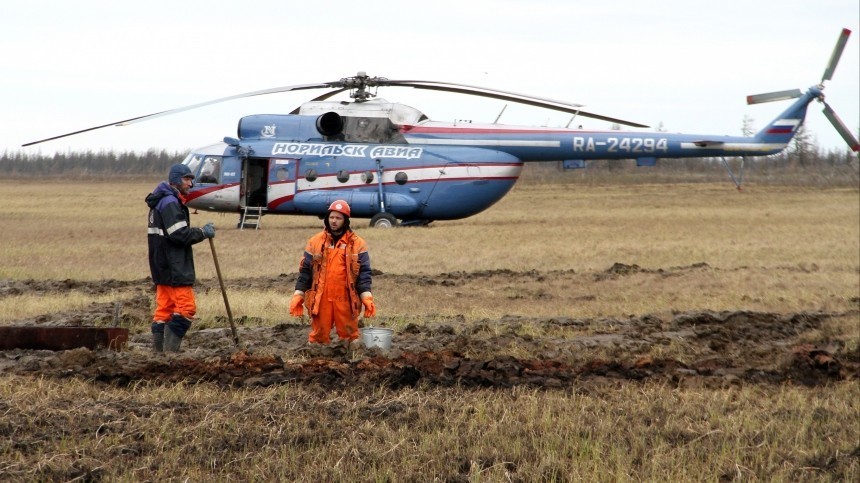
[
  {"left": 0, "top": 177, "right": 858, "bottom": 481},
  {"left": 1, "top": 179, "right": 857, "bottom": 322}
]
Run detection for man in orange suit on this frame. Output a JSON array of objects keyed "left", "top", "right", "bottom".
[{"left": 290, "top": 200, "right": 376, "bottom": 344}]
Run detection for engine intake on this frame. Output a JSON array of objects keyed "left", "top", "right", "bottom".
[{"left": 316, "top": 112, "right": 344, "bottom": 137}]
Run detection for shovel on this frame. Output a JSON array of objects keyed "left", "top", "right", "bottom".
[{"left": 209, "top": 237, "right": 240, "bottom": 346}]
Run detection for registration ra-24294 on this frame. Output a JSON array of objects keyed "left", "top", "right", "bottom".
[{"left": 572, "top": 136, "right": 669, "bottom": 153}]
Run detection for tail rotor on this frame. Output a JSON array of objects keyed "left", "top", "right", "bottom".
[
  {"left": 746, "top": 89, "right": 801, "bottom": 105},
  {"left": 746, "top": 28, "right": 858, "bottom": 152},
  {"left": 822, "top": 101, "right": 859, "bottom": 151},
  {"left": 821, "top": 28, "right": 852, "bottom": 83}
]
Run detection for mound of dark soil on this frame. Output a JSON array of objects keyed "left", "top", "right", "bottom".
[{"left": 1, "top": 275, "right": 856, "bottom": 389}]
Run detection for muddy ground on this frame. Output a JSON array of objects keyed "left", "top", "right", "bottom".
[{"left": 0, "top": 268, "right": 857, "bottom": 390}]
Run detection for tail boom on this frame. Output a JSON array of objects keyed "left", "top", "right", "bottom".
[{"left": 752, "top": 86, "right": 819, "bottom": 147}]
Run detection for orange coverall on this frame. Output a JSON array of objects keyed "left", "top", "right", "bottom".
[{"left": 296, "top": 230, "right": 371, "bottom": 344}]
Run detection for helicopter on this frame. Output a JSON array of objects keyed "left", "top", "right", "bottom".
[{"left": 24, "top": 29, "right": 858, "bottom": 228}]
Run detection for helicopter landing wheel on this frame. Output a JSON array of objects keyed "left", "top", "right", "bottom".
[{"left": 370, "top": 212, "right": 398, "bottom": 228}]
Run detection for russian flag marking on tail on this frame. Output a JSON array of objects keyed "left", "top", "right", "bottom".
[{"left": 766, "top": 119, "right": 800, "bottom": 134}]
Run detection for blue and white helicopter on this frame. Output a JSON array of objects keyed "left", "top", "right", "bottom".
[{"left": 25, "top": 29, "right": 858, "bottom": 228}]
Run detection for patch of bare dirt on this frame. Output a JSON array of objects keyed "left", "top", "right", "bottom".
[{"left": 1, "top": 273, "right": 857, "bottom": 389}]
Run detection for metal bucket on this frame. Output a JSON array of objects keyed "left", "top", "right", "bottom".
[{"left": 360, "top": 327, "right": 393, "bottom": 350}]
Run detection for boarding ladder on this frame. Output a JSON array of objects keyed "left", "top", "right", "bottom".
[{"left": 239, "top": 207, "right": 265, "bottom": 230}]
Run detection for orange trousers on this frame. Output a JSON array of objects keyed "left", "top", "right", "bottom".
[
  {"left": 153, "top": 285, "right": 197, "bottom": 323},
  {"left": 308, "top": 292, "right": 358, "bottom": 344}
]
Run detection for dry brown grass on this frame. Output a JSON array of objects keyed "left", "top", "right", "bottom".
[
  {"left": 0, "top": 178, "right": 858, "bottom": 481},
  {"left": 1, "top": 179, "right": 857, "bottom": 322},
  {"left": 2, "top": 180, "right": 858, "bottom": 277},
  {"left": 0, "top": 375, "right": 857, "bottom": 481}
]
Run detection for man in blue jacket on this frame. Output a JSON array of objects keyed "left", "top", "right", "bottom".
[{"left": 146, "top": 164, "right": 215, "bottom": 352}]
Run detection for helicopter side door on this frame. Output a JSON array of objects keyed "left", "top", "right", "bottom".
[{"left": 241, "top": 158, "right": 269, "bottom": 208}]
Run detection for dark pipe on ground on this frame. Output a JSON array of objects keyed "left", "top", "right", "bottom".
[{"left": 0, "top": 327, "right": 128, "bottom": 351}]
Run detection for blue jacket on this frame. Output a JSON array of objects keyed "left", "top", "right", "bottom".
[{"left": 146, "top": 182, "right": 206, "bottom": 286}]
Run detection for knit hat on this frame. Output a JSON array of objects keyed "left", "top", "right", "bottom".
[{"left": 168, "top": 164, "right": 193, "bottom": 185}]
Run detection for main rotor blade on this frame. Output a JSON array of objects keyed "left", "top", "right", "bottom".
[
  {"left": 822, "top": 102, "right": 860, "bottom": 152},
  {"left": 746, "top": 89, "right": 802, "bottom": 105},
  {"left": 117, "top": 82, "right": 338, "bottom": 126},
  {"left": 22, "top": 115, "right": 154, "bottom": 147},
  {"left": 289, "top": 88, "right": 349, "bottom": 115},
  {"left": 378, "top": 79, "right": 649, "bottom": 128},
  {"left": 22, "top": 82, "right": 340, "bottom": 147},
  {"left": 822, "top": 28, "right": 852, "bottom": 82},
  {"left": 24, "top": 73, "right": 651, "bottom": 146}
]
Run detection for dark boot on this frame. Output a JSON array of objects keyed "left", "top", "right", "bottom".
[
  {"left": 164, "top": 327, "right": 182, "bottom": 352},
  {"left": 164, "top": 313, "right": 192, "bottom": 352},
  {"left": 151, "top": 322, "right": 165, "bottom": 352}
]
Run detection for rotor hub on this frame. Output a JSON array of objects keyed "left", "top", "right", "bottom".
[{"left": 340, "top": 72, "right": 389, "bottom": 102}]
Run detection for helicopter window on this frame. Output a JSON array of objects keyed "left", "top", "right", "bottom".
[
  {"left": 199, "top": 156, "right": 221, "bottom": 184},
  {"left": 361, "top": 171, "right": 374, "bottom": 184},
  {"left": 395, "top": 172, "right": 408, "bottom": 185},
  {"left": 305, "top": 169, "right": 317, "bottom": 182},
  {"left": 275, "top": 167, "right": 289, "bottom": 181},
  {"left": 184, "top": 154, "right": 204, "bottom": 177},
  {"left": 336, "top": 170, "right": 350, "bottom": 183}
]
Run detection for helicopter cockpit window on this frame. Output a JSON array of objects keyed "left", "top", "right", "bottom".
[
  {"left": 184, "top": 154, "right": 204, "bottom": 177},
  {"left": 199, "top": 156, "right": 222, "bottom": 184}
]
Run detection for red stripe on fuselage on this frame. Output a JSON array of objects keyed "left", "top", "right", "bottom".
[
  {"left": 268, "top": 194, "right": 295, "bottom": 210},
  {"left": 401, "top": 125, "right": 580, "bottom": 135},
  {"left": 299, "top": 177, "right": 520, "bottom": 191},
  {"left": 186, "top": 182, "right": 239, "bottom": 201}
]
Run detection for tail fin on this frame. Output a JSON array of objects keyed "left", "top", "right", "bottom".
[{"left": 752, "top": 87, "right": 819, "bottom": 146}]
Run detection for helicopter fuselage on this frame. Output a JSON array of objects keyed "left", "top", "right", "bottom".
[
  {"left": 185, "top": 138, "right": 523, "bottom": 222},
  {"left": 183, "top": 90, "right": 816, "bottom": 225}
]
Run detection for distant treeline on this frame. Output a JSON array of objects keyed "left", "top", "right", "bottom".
[
  {"left": 0, "top": 150, "right": 185, "bottom": 179},
  {"left": 2, "top": 144, "right": 857, "bottom": 186},
  {"left": 522, "top": 147, "right": 859, "bottom": 187}
]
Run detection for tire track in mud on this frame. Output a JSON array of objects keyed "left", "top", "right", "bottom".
[
  {"left": 0, "top": 307, "right": 855, "bottom": 389},
  {"left": 0, "top": 261, "right": 837, "bottom": 296},
  {"left": 1, "top": 268, "right": 857, "bottom": 389},
  {"left": 0, "top": 263, "right": 717, "bottom": 296}
]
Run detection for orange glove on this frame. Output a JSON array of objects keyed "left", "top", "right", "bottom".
[
  {"left": 361, "top": 294, "right": 376, "bottom": 317},
  {"left": 289, "top": 293, "right": 304, "bottom": 317}
]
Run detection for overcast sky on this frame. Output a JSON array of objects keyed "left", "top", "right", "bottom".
[{"left": 2, "top": 0, "right": 858, "bottom": 156}]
